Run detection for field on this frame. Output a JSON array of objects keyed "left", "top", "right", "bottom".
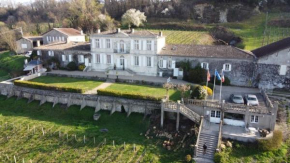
[
  {"left": 30, "top": 76, "right": 104, "bottom": 92},
  {"left": 105, "top": 83, "right": 184, "bottom": 101},
  {"left": 216, "top": 141, "right": 288, "bottom": 163},
  {"left": 145, "top": 12, "right": 290, "bottom": 51},
  {"left": 0, "top": 51, "right": 26, "bottom": 81},
  {"left": 0, "top": 96, "right": 192, "bottom": 162}
]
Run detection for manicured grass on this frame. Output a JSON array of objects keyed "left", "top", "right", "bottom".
[
  {"left": 0, "top": 96, "right": 191, "bottom": 162},
  {"left": 216, "top": 141, "right": 288, "bottom": 163},
  {"left": 105, "top": 83, "right": 184, "bottom": 101},
  {"left": 30, "top": 76, "right": 103, "bottom": 92}
]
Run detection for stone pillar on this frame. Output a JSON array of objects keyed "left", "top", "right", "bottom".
[
  {"left": 176, "top": 112, "right": 180, "bottom": 131},
  {"left": 161, "top": 103, "right": 164, "bottom": 128},
  {"left": 36, "top": 40, "right": 40, "bottom": 47},
  {"left": 245, "top": 105, "right": 250, "bottom": 128}
]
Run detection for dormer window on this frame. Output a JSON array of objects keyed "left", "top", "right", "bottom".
[
  {"left": 134, "top": 40, "right": 139, "bottom": 50},
  {"left": 96, "top": 39, "right": 100, "bottom": 48}
]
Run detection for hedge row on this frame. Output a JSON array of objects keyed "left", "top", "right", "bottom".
[
  {"left": 97, "top": 89, "right": 161, "bottom": 101},
  {"left": 14, "top": 80, "right": 84, "bottom": 93}
]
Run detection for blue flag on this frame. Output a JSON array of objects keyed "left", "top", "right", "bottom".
[{"left": 215, "top": 70, "right": 221, "bottom": 81}]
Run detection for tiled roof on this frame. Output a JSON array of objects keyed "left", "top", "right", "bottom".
[
  {"left": 34, "top": 42, "right": 90, "bottom": 51},
  {"left": 251, "top": 37, "right": 290, "bottom": 58},
  {"left": 93, "top": 29, "right": 159, "bottom": 37},
  {"left": 158, "top": 44, "right": 255, "bottom": 59},
  {"left": 23, "top": 36, "right": 43, "bottom": 41},
  {"left": 42, "top": 28, "right": 83, "bottom": 36}
]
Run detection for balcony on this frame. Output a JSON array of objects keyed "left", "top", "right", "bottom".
[{"left": 113, "top": 48, "right": 130, "bottom": 54}]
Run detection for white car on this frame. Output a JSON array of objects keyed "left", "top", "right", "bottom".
[
  {"left": 230, "top": 94, "right": 244, "bottom": 104},
  {"left": 244, "top": 94, "right": 259, "bottom": 106}
]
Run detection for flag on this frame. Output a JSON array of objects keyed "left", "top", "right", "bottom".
[
  {"left": 221, "top": 70, "right": 225, "bottom": 83},
  {"left": 215, "top": 70, "right": 221, "bottom": 81},
  {"left": 207, "top": 70, "right": 211, "bottom": 82}
]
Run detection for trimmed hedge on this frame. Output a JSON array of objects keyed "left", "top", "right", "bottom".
[
  {"left": 14, "top": 80, "right": 84, "bottom": 93},
  {"left": 97, "top": 89, "right": 161, "bottom": 101}
]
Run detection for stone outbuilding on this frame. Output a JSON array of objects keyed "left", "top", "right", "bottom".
[{"left": 16, "top": 36, "right": 43, "bottom": 54}]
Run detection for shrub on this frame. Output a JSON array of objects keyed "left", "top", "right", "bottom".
[
  {"left": 78, "top": 64, "right": 86, "bottom": 71},
  {"left": 187, "top": 65, "right": 207, "bottom": 84},
  {"left": 191, "top": 85, "right": 207, "bottom": 100},
  {"left": 214, "top": 152, "right": 222, "bottom": 163},
  {"left": 14, "top": 80, "right": 83, "bottom": 93},
  {"left": 203, "top": 86, "right": 213, "bottom": 96},
  {"left": 200, "top": 82, "right": 214, "bottom": 90},
  {"left": 97, "top": 89, "right": 161, "bottom": 101},
  {"left": 258, "top": 130, "right": 283, "bottom": 151},
  {"left": 185, "top": 154, "right": 192, "bottom": 162},
  {"left": 66, "top": 62, "right": 78, "bottom": 71}
]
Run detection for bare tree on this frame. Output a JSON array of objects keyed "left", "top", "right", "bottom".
[
  {"left": 177, "top": 84, "right": 190, "bottom": 100},
  {"left": 0, "top": 27, "right": 18, "bottom": 53},
  {"left": 163, "top": 83, "right": 174, "bottom": 101}
]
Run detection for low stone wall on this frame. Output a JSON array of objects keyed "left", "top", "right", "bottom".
[
  {"left": 20, "top": 73, "right": 46, "bottom": 81},
  {"left": 0, "top": 83, "right": 161, "bottom": 115}
]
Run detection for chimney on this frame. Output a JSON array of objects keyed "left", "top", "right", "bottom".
[
  {"left": 159, "top": 31, "right": 163, "bottom": 37},
  {"left": 97, "top": 29, "right": 101, "bottom": 34},
  {"left": 131, "top": 28, "right": 135, "bottom": 33},
  {"left": 117, "top": 28, "right": 121, "bottom": 33}
]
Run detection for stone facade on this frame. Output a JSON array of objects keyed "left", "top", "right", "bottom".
[{"left": 43, "top": 28, "right": 85, "bottom": 45}]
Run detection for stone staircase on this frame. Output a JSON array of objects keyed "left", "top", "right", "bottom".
[
  {"left": 196, "top": 131, "right": 218, "bottom": 160},
  {"left": 179, "top": 104, "right": 201, "bottom": 124}
]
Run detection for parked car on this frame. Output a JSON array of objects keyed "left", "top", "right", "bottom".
[
  {"left": 244, "top": 94, "right": 259, "bottom": 106},
  {"left": 230, "top": 94, "right": 244, "bottom": 104}
]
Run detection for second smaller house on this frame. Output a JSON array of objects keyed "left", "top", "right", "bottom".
[
  {"left": 23, "top": 60, "right": 45, "bottom": 75},
  {"left": 42, "top": 28, "right": 85, "bottom": 45},
  {"left": 16, "top": 36, "right": 43, "bottom": 54}
]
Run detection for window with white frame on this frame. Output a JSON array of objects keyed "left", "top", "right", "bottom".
[
  {"left": 107, "top": 55, "right": 111, "bottom": 64},
  {"left": 49, "top": 36, "right": 52, "bottom": 42},
  {"left": 120, "top": 41, "right": 125, "bottom": 53},
  {"left": 147, "top": 57, "right": 151, "bottom": 67},
  {"left": 279, "top": 65, "right": 287, "bottom": 75},
  {"left": 62, "top": 55, "right": 66, "bottom": 61},
  {"left": 159, "top": 59, "right": 163, "bottom": 68},
  {"left": 201, "top": 62, "right": 209, "bottom": 69},
  {"left": 96, "top": 39, "right": 100, "bottom": 48},
  {"left": 146, "top": 40, "right": 152, "bottom": 50},
  {"left": 134, "top": 56, "right": 139, "bottom": 66},
  {"left": 47, "top": 36, "right": 49, "bottom": 42},
  {"left": 48, "top": 51, "right": 54, "bottom": 57},
  {"left": 223, "top": 63, "right": 232, "bottom": 71},
  {"left": 96, "top": 54, "right": 100, "bottom": 63},
  {"left": 168, "top": 60, "right": 172, "bottom": 69},
  {"left": 251, "top": 115, "right": 258, "bottom": 123},
  {"left": 62, "top": 37, "right": 65, "bottom": 41},
  {"left": 134, "top": 40, "right": 139, "bottom": 50},
  {"left": 21, "top": 44, "right": 27, "bottom": 49},
  {"left": 106, "top": 39, "right": 110, "bottom": 48},
  {"left": 210, "top": 110, "right": 221, "bottom": 118}
]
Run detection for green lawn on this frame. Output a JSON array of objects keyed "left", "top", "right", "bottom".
[
  {"left": 216, "top": 141, "right": 288, "bottom": 163},
  {"left": 105, "top": 83, "right": 185, "bottom": 101},
  {"left": 0, "top": 96, "right": 192, "bottom": 162},
  {"left": 30, "top": 76, "right": 103, "bottom": 92}
]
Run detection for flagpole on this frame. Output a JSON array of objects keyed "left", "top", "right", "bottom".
[
  {"left": 206, "top": 69, "right": 209, "bottom": 100},
  {"left": 219, "top": 71, "right": 223, "bottom": 102},
  {"left": 212, "top": 69, "right": 216, "bottom": 101}
]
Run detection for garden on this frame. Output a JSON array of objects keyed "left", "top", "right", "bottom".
[{"left": 0, "top": 95, "right": 195, "bottom": 162}]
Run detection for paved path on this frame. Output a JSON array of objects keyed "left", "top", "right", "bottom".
[
  {"left": 84, "top": 81, "right": 113, "bottom": 94},
  {"left": 48, "top": 70, "right": 191, "bottom": 85}
]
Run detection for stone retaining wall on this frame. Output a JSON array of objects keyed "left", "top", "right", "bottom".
[{"left": 0, "top": 83, "right": 161, "bottom": 115}]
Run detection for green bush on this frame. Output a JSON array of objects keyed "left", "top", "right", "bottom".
[
  {"left": 210, "top": 75, "right": 231, "bottom": 86},
  {"left": 97, "top": 89, "right": 161, "bottom": 101},
  {"left": 66, "top": 62, "right": 78, "bottom": 71},
  {"left": 78, "top": 64, "right": 86, "bottom": 71},
  {"left": 200, "top": 82, "right": 214, "bottom": 90},
  {"left": 185, "top": 154, "right": 192, "bottom": 162},
  {"left": 191, "top": 85, "right": 207, "bottom": 100},
  {"left": 214, "top": 152, "right": 222, "bottom": 163},
  {"left": 187, "top": 65, "right": 207, "bottom": 84},
  {"left": 258, "top": 130, "right": 283, "bottom": 151},
  {"left": 14, "top": 80, "right": 83, "bottom": 93}
]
